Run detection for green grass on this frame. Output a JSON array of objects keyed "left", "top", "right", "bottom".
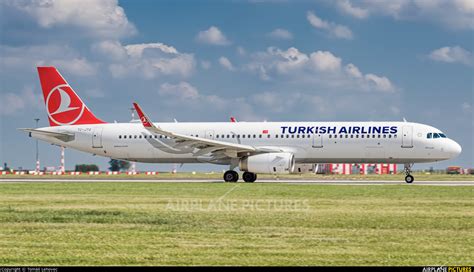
[
  {"left": 2, "top": 172, "right": 473, "bottom": 180},
  {"left": 0, "top": 182, "right": 472, "bottom": 266}
]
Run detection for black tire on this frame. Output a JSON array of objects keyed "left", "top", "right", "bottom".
[
  {"left": 243, "top": 172, "right": 257, "bottom": 183},
  {"left": 224, "top": 170, "right": 238, "bottom": 182},
  {"left": 405, "top": 174, "right": 414, "bottom": 183}
]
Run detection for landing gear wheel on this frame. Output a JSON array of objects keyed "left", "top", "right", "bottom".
[
  {"left": 405, "top": 174, "right": 414, "bottom": 183},
  {"left": 403, "top": 163, "right": 414, "bottom": 184},
  {"left": 224, "top": 170, "right": 239, "bottom": 182},
  {"left": 242, "top": 172, "right": 257, "bottom": 183}
]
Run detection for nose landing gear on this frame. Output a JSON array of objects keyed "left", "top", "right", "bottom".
[{"left": 404, "top": 163, "right": 414, "bottom": 183}]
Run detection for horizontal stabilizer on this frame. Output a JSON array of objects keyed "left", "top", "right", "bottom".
[{"left": 18, "top": 128, "right": 75, "bottom": 142}]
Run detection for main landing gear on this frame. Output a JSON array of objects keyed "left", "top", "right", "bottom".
[
  {"left": 242, "top": 172, "right": 257, "bottom": 183},
  {"left": 404, "top": 163, "right": 414, "bottom": 183},
  {"left": 224, "top": 170, "right": 239, "bottom": 182},
  {"left": 223, "top": 170, "right": 257, "bottom": 182}
]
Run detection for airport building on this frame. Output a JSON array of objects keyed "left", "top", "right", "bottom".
[{"left": 316, "top": 163, "right": 398, "bottom": 175}]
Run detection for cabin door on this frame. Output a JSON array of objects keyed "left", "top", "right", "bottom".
[
  {"left": 92, "top": 127, "right": 103, "bottom": 148},
  {"left": 401, "top": 126, "right": 413, "bottom": 148}
]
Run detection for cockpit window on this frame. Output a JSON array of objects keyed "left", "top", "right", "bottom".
[{"left": 428, "top": 132, "right": 447, "bottom": 139}]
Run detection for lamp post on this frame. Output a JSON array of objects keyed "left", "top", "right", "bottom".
[
  {"left": 129, "top": 107, "right": 136, "bottom": 173},
  {"left": 34, "top": 118, "right": 40, "bottom": 172}
]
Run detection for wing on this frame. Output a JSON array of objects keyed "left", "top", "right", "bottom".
[{"left": 132, "top": 103, "right": 257, "bottom": 158}]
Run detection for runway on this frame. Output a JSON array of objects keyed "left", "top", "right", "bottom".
[{"left": 0, "top": 178, "right": 473, "bottom": 186}]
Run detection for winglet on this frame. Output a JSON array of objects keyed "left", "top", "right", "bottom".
[{"left": 133, "top": 102, "right": 154, "bottom": 128}]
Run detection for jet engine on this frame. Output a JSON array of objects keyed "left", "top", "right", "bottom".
[{"left": 239, "top": 152, "right": 295, "bottom": 174}]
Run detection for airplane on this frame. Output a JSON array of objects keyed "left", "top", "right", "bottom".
[{"left": 20, "top": 67, "right": 462, "bottom": 183}]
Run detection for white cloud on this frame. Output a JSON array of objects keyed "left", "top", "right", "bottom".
[
  {"left": 124, "top": 43, "right": 178, "bottom": 57},
  {"left": 337, "top": 0, "right": 369, "bottom": 19},
  {"left": 4, "top": 0, "right": 136, "bottom": 38},
  {"left": 0, "top": 87, "right": 42, "bottom": 116},
  {"left": 106, "top": 42, "right": 196, "bottom": 78},
  {"left": 159, "top": 82, "right": 199, "bottom": 100},
  {"left": 267, "top": 28, "right": 293, "bottom": 40},
  {"left": 365, "top": 74, "right": 394, "bottom": 92},
  {"left": 246, "top": 46, "right": 396, "bottom": 92},
  {"left": 335, "top": 0, "right": 474, "bottom": 30},
  {"left": 1, "top": 44, "right": 97, "bottom": 77},
  {"left": 345, "top": 63, "right": 363, "bottom": 78},
  {"left": 309, "top": 51, "right": 342, "bottom": 72},
  {"left": 307, "top": 11, "right": 353, "bottom": 40},
  {"left": 48, "top": 58, "right": 97, "bottom": 76},
  {"left": 429, "top": 46, "right": 472, "bottom": 65},
  {"left": 91, "top": 40, "right": 127, "bottom": 60},
  {"left": 196, "top": 26, "right": 230, "bottom": 45},
  {"left": 218, "top": 57, "right": 234, "bottom": 71}
]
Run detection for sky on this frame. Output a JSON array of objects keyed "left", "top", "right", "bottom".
[{"left": 0, "top": 0, "right": 473, "bottom": 172}]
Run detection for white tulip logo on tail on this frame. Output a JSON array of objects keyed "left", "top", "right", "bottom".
[{"left": 46, "top": 84, "right": 85, "bottom": 125}]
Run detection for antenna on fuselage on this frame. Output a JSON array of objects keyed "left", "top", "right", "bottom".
[{"left": 403, "top": 117, "right": 408, "bottom": 122}]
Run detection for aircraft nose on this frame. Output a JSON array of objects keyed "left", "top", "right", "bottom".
[{"left": 447, "top": 139, "right": 462, "bottom": 158}]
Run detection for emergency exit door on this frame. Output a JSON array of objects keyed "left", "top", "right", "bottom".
[
  {"left": 205, "top": 130, "right": 215, "bottom": 140},
  {"left": 312, "top": 134, "right": 323, "bottom": 148}
]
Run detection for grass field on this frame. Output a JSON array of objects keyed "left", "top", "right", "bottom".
[
  {"left": 0, "top": 182, "right": 472, "bottom": 266},
  {"left": 2, "top": 172, "right": 473, "bottom": 181}
]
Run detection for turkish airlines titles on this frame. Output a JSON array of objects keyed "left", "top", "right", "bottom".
[{"left": 280, "top": 125, "right": 398, "bottom": 134}]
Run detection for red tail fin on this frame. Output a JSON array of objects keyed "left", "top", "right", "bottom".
[{"left": 37, "top": 67, "right": 106, "bottom": 126}]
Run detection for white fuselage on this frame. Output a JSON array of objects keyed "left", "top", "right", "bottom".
[{"left": 31, "top": 121, "right": 461, "bottom": 165}]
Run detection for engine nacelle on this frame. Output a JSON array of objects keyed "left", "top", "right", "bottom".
[
  {"left": 292, "top": 163, "right": 316, "bottom": 174},
  {"left": 239, "top": 152, "right": 295, "bottom": 174}
]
